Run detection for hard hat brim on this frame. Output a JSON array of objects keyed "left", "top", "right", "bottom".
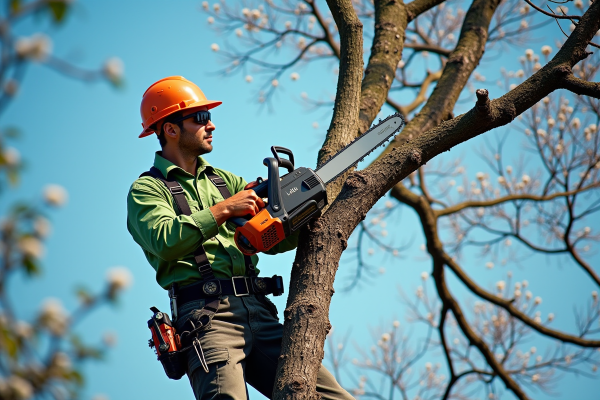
[{"left": 139, "top": 100, "right": 222, "bottom": 138}]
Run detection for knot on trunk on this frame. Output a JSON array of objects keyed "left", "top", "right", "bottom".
[
  {"left": 290, "top": 376, "right": 307, "bottom": 392},
  {"left": 410, "top": 149, "right": 422, "bottom": 165},
  {"left": 475, "top": 88, "right": 490, "bottom": 114},
  {"left": 346, "top": 170, "right": 370, "bottom": 188},
  {"left": 555, "top": 65, "right": 572, "bottom": 76}
]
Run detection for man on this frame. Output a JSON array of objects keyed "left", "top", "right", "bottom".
[{"left": 127, "top": 76, "right": 354, "bottom": 400}]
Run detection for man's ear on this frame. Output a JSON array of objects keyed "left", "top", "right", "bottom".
[{"left": 163, "top": 122, "right": 179, "bottom": 139}]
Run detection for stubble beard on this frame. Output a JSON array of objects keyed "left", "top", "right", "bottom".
[{"left": 178, "top": 126, "right": 213, "bottom": 158}]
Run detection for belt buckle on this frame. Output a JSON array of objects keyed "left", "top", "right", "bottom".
[{"left": 232, "top": 276, "right": 250, "bottom": 296}]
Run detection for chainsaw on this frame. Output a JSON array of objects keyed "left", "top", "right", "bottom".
[{"left": 229, "top": 113, "right": 405, "bottom": 256}]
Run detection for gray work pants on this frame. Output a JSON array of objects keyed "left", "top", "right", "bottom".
[{"left": 174, "top": 295, "right": 355, "bottom": 400}]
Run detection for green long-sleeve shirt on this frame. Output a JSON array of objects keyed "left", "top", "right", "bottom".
[{"left": 127, "top": 152, "right": 298, "bottom": 289}]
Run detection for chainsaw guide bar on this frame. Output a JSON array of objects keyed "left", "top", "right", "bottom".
[{"left": 315, "top": 112, "right": 406, "bottom": 184}]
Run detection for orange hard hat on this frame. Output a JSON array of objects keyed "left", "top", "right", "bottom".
[{"left": 139, "top": 76, "right": 222, "bottom": 138}]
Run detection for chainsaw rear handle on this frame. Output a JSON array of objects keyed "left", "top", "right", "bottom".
[{"left": 271, "top": 146, "right": 294, "bottom": 173}]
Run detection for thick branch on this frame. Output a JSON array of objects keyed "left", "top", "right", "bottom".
[
  {"left": 390, "top": 0, "right": 502, "bottom": 144},
  {"left": 405, "top": 0, "right": 447, "bottom": 22},
  {"left": 561, "top": 74, "right": 600, "bottom": 98},
  {"left": 357, "top": 0, "right": 408, "bottom": 136}
]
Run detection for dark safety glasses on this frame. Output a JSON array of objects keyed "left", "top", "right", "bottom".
[{"left": 170, "top": 110, "right": 212, "bottom": 125}]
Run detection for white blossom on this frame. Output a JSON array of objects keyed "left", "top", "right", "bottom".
[
  {"left": 18, "top": 237, "right": 44, "bottom": 259},
  {"left": 207, "top": 16, "right": 214, "bottom": 24},
  {"left": 486, "top": 262, "right": 494, "bottom": 269},
  {"left": 235, "top": 28, "right": 243, "bottom": 37},
  {"left": 106, "top": 266, "right": 133, "bottom": 291},
  {"left": 496, "top": 281, "right": 506, "bottom": 291},
  {"left": 271, "top": 79, "right": 279, "bottom": 87},
  {"left": 43, "top": 184, "right": 68, "bottom": 207},
  {"left": 211, "top": 43, "right": 220, "bottom": 52},
  {"left": 421, "top": 271, "right": 429, "bottom": 280},
  {"left": 290, "top": 72, "right": 299, "bottom": 81},
  {"left": 15, "top": 34, "right": 52, "bottom": 61},
  {"left": 3, "top": 147, "right": 20, "bottom": 166},
  {"left": 541, "top": 45, "right": 552, "bottom": 56},
  {"left": 33, "top": 216, "right": 51, "bottom": 238},
  {"left": 7, "top": 375, "right": 33, "bottom": 399},
  {"left": 526, "top": 291, "right": 532, "bottom": 300},
  {"left": 15, "top": 321, "right": 33, "bottom": 339},
  {"left": 103, "top": 57, "right": 124, "bottom": 82},
  {"left": 202, "top": 1, "right": 209, "bottom": 10},
  {"left": 245, "top": 75, "right": 253, "bottom": 83},
  {"left": 39, "top": 298, "right": 68, "bottom": 336},
  {"left": 525, "top": 49, "right": 534, "bottom": 60}
]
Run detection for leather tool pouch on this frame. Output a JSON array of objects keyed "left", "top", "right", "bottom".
[
  {"left": 157, "top": 349, "right": 187, "bottom": 380},
  {"left": 148, "top": 307, "right": 187, "bottom": 380}
]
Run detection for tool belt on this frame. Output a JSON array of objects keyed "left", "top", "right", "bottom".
[
  {"left": 174, "top": 275, "right": 284, "bottom": 303},
  {"left": 141, "top": 166, "right": 285, "bottom": 380}
]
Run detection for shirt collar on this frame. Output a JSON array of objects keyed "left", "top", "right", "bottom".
[{"left": 153, "top": 152, "right": 212, "bottom": 179}]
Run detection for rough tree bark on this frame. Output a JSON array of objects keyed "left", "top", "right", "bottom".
[{"left": 273, "top": 0, "right": 600, "bottom": 398}]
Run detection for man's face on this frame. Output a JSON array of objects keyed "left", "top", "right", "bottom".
[{"left": 177, "top": 107, "right": 216, "bottom": 156}]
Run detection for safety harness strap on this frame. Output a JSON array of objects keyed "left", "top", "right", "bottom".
[{"left": 140, "top": 167, "right": 255, "bottom": 279}]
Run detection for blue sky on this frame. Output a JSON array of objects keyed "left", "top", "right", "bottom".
[{"left": 2, "top": 0, "right": 599, "bottom": 399}]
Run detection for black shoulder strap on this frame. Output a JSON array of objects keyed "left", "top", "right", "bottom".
[
  {"left": 140, "top": 167, "right": 256, "bottom": 278},
  {"left": 141, "top": 167, "right": 215, "bottom": 281},
  {"left": 142, "top": 167, "right": 192, "bottom": 215}
]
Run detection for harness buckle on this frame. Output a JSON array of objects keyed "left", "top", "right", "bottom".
[
  {"left": 169, "top": 185, "right": 184, "bottom": 195},
  {"left": 211, "top": 178, "right": 227, "bottom": 187},
  {"left": 232, "top": 276, "right": 250, "bottom": 296}
]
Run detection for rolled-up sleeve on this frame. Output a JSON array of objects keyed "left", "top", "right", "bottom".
[{"left": 127, "top": 180, "right": 219, "bottom": 262}]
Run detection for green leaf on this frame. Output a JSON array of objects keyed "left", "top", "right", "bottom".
[
  {"left": 67, "top": 369, "right": 85, "bottom": 386},
  {"left": 10, "top": 0, "right": 21, "bottom": 13},
  {"left": 47, "top": 1, "right": 70, "bottom": 23},
  {"left": 23, "top": 257, "right": 41, "bottom": 276}
]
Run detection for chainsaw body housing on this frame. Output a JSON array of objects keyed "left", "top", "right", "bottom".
[{"left": 233, "top": 147, "right": 327, "bottom": 255}]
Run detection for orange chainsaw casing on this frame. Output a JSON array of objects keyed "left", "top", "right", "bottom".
[{"left": 234, "top": 208, "right": 286, "bottom": 255}]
